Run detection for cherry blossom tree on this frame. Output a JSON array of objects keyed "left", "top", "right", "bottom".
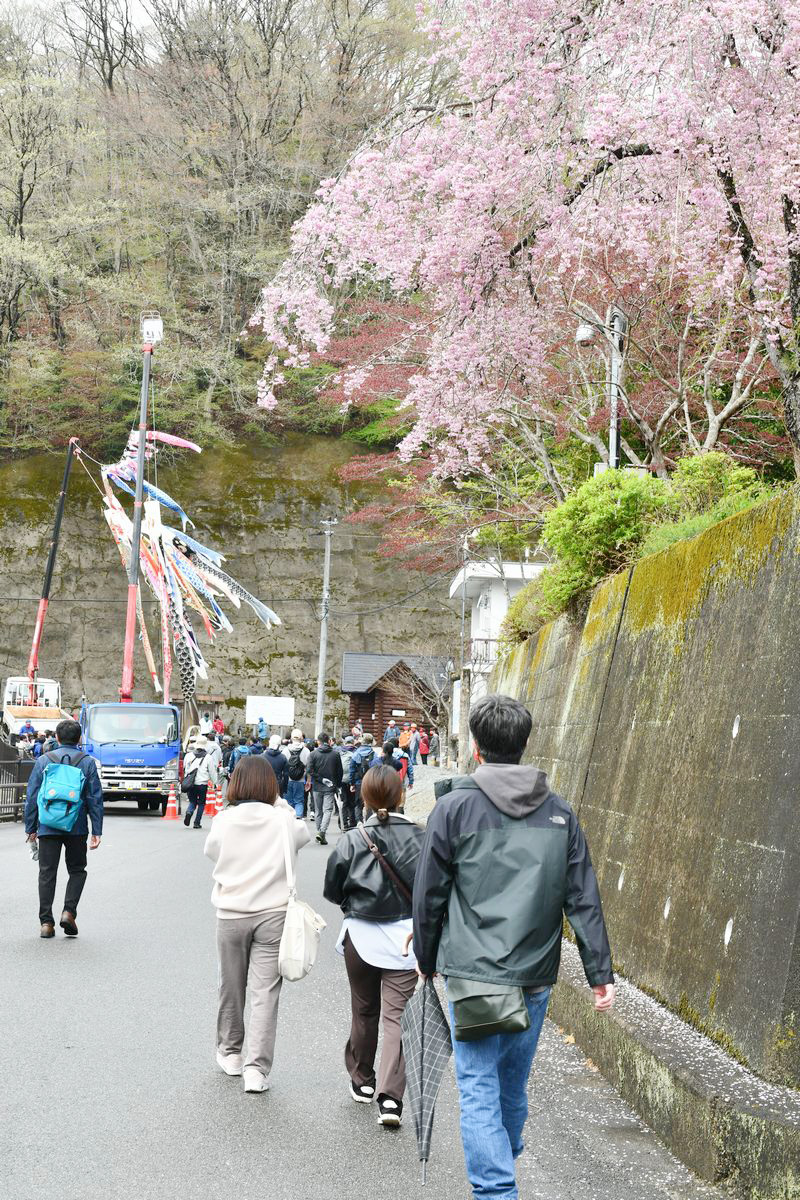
[{"left": 251, "top": 0, "right": 800, "bottom": 473}]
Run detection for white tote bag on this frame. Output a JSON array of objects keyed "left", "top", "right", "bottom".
[{"left": 278, "top": 817, "right": 326, "bottom": 982}]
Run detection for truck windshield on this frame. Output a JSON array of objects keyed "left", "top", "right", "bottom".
[{"left": 87, "top": 706, "right": 178, "bottom": 745}]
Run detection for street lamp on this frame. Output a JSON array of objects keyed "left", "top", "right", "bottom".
[{"left": 575, "top": 306, "right": 628, "bottom": 470}]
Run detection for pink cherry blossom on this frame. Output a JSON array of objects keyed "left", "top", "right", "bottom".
[{"left": 252, "top": 0, "right": 800, "bottom": 476}]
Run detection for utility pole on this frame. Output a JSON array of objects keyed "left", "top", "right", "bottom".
[
  {"left": 314, "top": 518, "right": 337, "bottom": 736},
  {"left": 459, "top": 532, "right": 469, "bottom": 675}
]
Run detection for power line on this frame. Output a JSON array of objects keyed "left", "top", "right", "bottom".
[{"left": 330, "top": 569, "right": 455, "bottom": 616}]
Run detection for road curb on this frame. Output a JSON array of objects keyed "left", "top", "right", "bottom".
[{"left": 551, "top": 942, "right": 800, "bottom": 1199}]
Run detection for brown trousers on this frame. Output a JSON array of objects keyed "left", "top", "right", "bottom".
[{"left": 343, "top": 932, "right": 418, "bottom": 1102}]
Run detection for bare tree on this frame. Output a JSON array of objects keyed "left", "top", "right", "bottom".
[
  {"left": 61, "top": 0, "right": 142, "bottom": 92},
  {"left": 383, "top": 654, "right": 455, "bottom": 764}
]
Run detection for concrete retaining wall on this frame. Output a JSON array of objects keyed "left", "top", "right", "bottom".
[{"left": 493, "top": 490, "right": 800, "bottom": 1089}]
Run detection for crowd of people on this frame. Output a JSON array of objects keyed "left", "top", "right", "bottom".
[
  {"left": 183, "top": 716, "right": 441, "bottom": 843},
  {"left": 23, "top": 697, "right": 614, "bottom": 1200},
  {"left": 13, "top": 721, "right": 59, "bottom": 758}
]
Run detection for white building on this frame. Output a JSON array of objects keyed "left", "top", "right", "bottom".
[{"left": 448, "top": 559, "right": 545, "bottom": 736}]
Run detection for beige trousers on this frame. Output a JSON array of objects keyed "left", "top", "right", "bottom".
[{"left": 216, "top": 910, "right": 286, "bottom": 1075}]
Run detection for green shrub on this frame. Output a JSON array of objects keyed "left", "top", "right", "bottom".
[
  {"left": 500, "top": 576, "right": 553, "bottom": 645},
  {"left": 639, "top": 491, "right": 773, "bottom": 557},
  {"left": 639, "top": 452, "right": 776, "bottom": 558},
  {"left": 541, "top": 470, "right": 673, "bottom": 604},
  {"left": 503, "top": 453, "right": 780, "bottom": 645},
  {"left": 669, "top": 451, "right": 764, "bottom": 514},
  {"left": 346, "top": 395, "right": 413, "bottom": 446}
]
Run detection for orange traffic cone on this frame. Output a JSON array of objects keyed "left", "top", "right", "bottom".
[
  {"left": 205, "top": 784, "right": 218, "bottom": 819},
  {"left": 162, "top": 783, "right": 179, "bottom": 820}
]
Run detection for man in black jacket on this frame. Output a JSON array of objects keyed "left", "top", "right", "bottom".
[
  {"left": 413, "top": 694, "right": 615, "bottom": 1200},
  {"left": 306, "top": 733, "right": 343, "bottom": 846}
]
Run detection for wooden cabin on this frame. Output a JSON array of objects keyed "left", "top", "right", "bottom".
[{"left": 340, "top": 653, "right": 450, "bottom": 740}]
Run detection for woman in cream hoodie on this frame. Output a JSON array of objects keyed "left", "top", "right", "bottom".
[{"left": 204, "top": 754, "right": 311, "bottom": 1092}]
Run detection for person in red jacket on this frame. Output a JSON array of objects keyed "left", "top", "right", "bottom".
[{"left": 418, "top": 730, "right": 430, "bottom": 764}]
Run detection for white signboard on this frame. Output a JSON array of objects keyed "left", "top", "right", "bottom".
[{"left": 245, "top": 695, "right": 296, "bottom": 727}]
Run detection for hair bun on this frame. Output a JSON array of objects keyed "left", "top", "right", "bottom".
[{"left": 377, "top": 807, "right": 389, "bottom": 823}]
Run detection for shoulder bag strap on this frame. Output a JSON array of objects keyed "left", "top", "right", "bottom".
[
  {"left": 357, "top": 823, "right": 412, "bottom": 903},
  {"left": 281, "top": 816, "right": 297, "bottom": 900}
]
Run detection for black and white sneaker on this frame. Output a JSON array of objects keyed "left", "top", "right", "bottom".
[
  {"left": 377, "top": 1096, "right": 402, "bottom": 1127},
  {"left": 349, "top": 1080, "right": 375, "bottom": 1104}
]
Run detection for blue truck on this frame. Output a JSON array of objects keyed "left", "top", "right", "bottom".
[{"left": 80, "top": 701, "right": 181, "bottom": 814}]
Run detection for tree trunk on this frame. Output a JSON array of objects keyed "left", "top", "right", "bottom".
[{"left": 782, "top": 376, "right": 800, "bottom": 477}]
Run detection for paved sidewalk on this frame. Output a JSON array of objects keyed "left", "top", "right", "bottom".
[
  {"left": 404, "top": 761, "right": 455, "bottom": 823},
  {"left": 0, "top": 810, "right": 723, "bottom": 1200}
]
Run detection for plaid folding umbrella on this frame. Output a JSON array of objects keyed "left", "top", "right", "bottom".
[{"left": 401, "top": 978, "right": 453, "bottom": 1184}]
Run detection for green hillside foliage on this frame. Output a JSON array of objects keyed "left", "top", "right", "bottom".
[{"left": 0, "top": 1, "right": 444, "bottom": 456}]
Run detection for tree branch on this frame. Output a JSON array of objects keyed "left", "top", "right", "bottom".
[{"left": 508, "top": 144, "right": 654, "bottom": 261}]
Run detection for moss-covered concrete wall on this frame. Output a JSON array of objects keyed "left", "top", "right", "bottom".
[{"left": 493, "top": 489, "right": 800, "bottom": 1088}]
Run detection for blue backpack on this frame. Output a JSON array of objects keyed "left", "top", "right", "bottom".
[
  {"left": 231, "top": 745, "right": 250, "bottom": 770},
  {"left": 37, "top": 751, "right": 88, "bottom": 833}
]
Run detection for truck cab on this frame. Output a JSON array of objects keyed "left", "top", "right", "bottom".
[{"left": 81, "top": 702, "right": 181, "bottom": 813}]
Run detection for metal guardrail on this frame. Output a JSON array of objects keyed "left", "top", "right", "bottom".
[{"left": 0, "top": 741, "right": 34, "bottom": 822}]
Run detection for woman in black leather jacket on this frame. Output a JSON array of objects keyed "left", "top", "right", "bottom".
[{"left": 323, "top": 765, "right": 424, "bottom": 1128}]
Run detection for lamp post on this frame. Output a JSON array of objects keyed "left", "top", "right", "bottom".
[
  {"left": 575, "top": 305, "right": 628, "bottom": 470},
  {"left": 120, "top": 312, "right": 163, "bottom": 702}
]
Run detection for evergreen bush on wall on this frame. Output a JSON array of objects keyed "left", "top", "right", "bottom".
[
  {"left": 500, "top": 453, "right": 780, "bottom": 644},
  {"left": 541, "top": 470, "right": 673, "bottom": 602},
  {"left": 639, "top": 453, "right": 772, "bottom": 557}
]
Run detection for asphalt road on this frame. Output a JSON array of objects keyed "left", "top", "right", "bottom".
[{"left": 0, "top": 807, "right": 723, "bottom": 1200}]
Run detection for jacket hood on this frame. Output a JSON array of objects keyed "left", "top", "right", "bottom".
[{"left": 472, "top": 763, "right": 552, "bottom": 818}]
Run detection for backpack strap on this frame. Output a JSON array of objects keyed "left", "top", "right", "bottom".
[
  {"left": 433, "top": 775, "right": 483, "bottom": 800},
  {"left": 357, "top": 823, "right": 413, "bottom": 903},
  {"left": 45, "top": 749, "right": 89, "bottom": 766}
]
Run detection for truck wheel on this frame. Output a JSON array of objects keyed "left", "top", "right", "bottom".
[
  {"left": 137, "top": 799, "right": 148, "bottom": 812},
  {"left": 148, "top": 798, "right": 161, "bottom": 812}
]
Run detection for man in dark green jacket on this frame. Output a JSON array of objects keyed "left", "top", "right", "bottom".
[{"left": 413, "top": 693, "right": 615, "bottom": 1200}]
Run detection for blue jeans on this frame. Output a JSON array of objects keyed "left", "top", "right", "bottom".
[
  {"left": 450, "top": 988, "right": 551, "bottom": 1200},
  {"left": 286, "top": 779, "right": 305, "bottom": 817}
]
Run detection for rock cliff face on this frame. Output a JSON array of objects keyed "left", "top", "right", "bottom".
[{"left": 0, "top": 436, "right": 456, "bottom": 731}]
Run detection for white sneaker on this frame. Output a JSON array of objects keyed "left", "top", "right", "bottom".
[
  {"left": 377, "top": 1097, "right": 402, "bottom": 1127},
  {"left": 243, "top": 1067, "right": 270, "bottom": 1093},
  {"left": 216, "top": 1051, "right": 243, "bottom": 1076}
]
